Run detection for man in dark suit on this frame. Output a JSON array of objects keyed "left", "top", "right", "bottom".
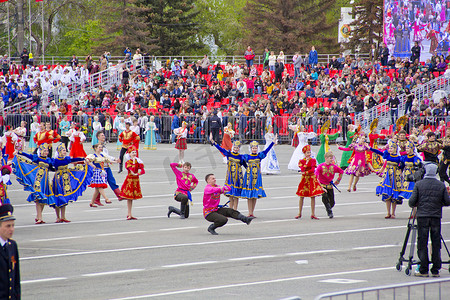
[{"left": 0, "top": 204, "right": 20, "bottom": 299}]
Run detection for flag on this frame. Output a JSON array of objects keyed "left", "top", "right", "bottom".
[{"left": 0, "top": 0, "right": 9, "bottom": 3}]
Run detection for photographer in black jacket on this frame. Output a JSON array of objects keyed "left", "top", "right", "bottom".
[{"left": 409, "top": 163, "right": 450, "bottom": 277}]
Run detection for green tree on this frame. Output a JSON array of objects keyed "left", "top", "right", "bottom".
[
  {"left": 194, "top": 0, "right": 246, "bottom": 55},
  {"left": 243, "top": 0, "right": 339, "bottom": 54},
  {"left": 137, "top": 0, "right": 202, "bottom": 55},
  {"left": 345, "top": 0, "right": 383, "bottom": 53}
]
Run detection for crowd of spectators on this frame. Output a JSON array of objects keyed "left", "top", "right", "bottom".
[{"left": 1, "top": 45, "right": 449, "bottom": 143}]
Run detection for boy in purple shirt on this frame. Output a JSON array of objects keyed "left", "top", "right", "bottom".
[
  {"left": 203, "top": 173, "right": 255, "bottom": 235},
  {"left": 315, "top": 151, "right": 344, "bottom": 218},
  {"left": 168, "top": 162, "right": 198, "bottom": 219}
]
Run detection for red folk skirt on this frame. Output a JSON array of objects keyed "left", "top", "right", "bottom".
[
  {"left": 296, "top": 174, "right": 324, "bottom": 197},
  {"left": 70, "top": 137, "right": 87, "bottom": 158},
  {"left": 221, "top": 133, "right": 233, "bottom": 152},
  {"left": 292, "top": 133, "right": 299, "bottom": 148},
  {"left": 119, "top": 174, "right": 142, "bottom": 200},
  {"left": 175, "top": 138, "right": 187, "bottom": 150}
]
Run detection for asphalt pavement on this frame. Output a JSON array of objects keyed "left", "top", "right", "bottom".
[{"left": 11, "top": 143, "right": 450, "bottom": 300}]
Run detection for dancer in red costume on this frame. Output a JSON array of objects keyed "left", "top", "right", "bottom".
[
  {"left": 69, "top": 124, "right": 87, "bottom": 158},
  {"left": 295, "top": 145, "right": 324, "bottom": 220}
]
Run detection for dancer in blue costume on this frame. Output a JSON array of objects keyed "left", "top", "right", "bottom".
[
  {"left": 211, "top": 138, "right": 247, "bottom": 210},
  {"left": 52, "top": 143, "right": 94, "bottom": 223},
  {"left": 242, "top": 141, "right": 274, "bottom": 217},
  {"left": 399, "top": 141, "right": 422, "bottom": 202},
  {"left": 12, "top": 143, "right": 55, "bottom": 224},
  {"left": 370, "top": 141, "right": 403, "bottom": 219}
]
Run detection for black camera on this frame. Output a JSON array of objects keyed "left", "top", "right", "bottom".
[{"left": 406, "top": 163, "right": 425, "bottom": 182}]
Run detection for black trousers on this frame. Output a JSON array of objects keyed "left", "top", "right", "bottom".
[
  {"left": 205, "top": 207, "right": 240, "bottom": 227},
  {"left": 439, "top": 160, "right": 450, "bottom": 184},
  {"left": 175, "top": 193, "right": 189, "bottom": 218},
  {"left": 211, "top": 128, "right": 220, "bottom": 145},
  {"left": 61, "top": 136, "right": 69, "bottom": 149},
  {"left": 119, "top": 147, "right": 127, "bottom": 167},
  {"left": 417, "top": 217, "right": 442, "bottom": 274},
  {"left": 321, "top": 187, "right": 335, "bottom": 209}
]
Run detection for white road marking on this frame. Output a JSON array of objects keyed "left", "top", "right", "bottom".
[
  {"left": 96, "top": 231, "right": 147, "bottom": 237},
  {"left": 108, "top": 267, "right": 395, "bottom": 299},
  {"left": 319, "top": 278, "right": 367, "bottom": 284},
  {"left": 228, "top": 255, "right": 277, "bottom": 261},
  {"left": 353, "top": 245, "right": 396, "bottom": 250},
  {"left": 162, "top": 261, "right": 217, "bottom": 268},
  {"left": 82, "top": 269, "right": 145, "bottom": 277},
  {"left": 286, "top": 250, "right": 339, "bottom": 256},
  {"left": 31, "top": 231, "right": 147, "bottom": 242},
  {"left": 295, "top": 260, "right": 309, "bottom": 264},
  {"left": 160, "top": 226, "right": 198, "bottom": 231},
  {"left": 21, "top": 225, "right": 410, "bottom": 261},
  {"left": 84, "top": 208, "right": 121, "bottom": 212},
  {"left": 22, "top": 277, "right": 67, "bottom": 284}
]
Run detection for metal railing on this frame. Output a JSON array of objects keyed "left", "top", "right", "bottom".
[
  {"left": 355, "top": 73, "right": 450, "bottom": 132},
  {"left": 3, "top": 57, "right": 146, "bottom": 114},
  {"left": 0, "top": 114, "right": 345, "bottom": 145},
  {"left": 314, "top": 278, "right": 450, "bottom": 300},
  {"left": 7, "top": 53, "right": 369, "bottom": 68}
]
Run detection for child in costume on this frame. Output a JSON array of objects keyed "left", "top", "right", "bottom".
[
  {"left": 174, "top": 121, "right": 188, "bottom": 164},
  {"left": 242, "top": 140, "right": 274, "bottom": 217},
  {"left": 2, "top": 126, "right": 18, "bottom": 160},
  {"left": 220, "top": 123, "right": 235, "bottom": 164},
  {"left": 338, "top": 133, "right": 372, "bottom": 192},
  {"left": 211, "top": 139, "right": 247, "bottom": 210},
  {"left": 370, "top": 141, "right": 403, "bottom": 219},
  {"left": 28, "top": 116, "right": 40, "bottom": 152},
  {"left": 203, "top": 173, "right": 255, "bottom": 235},
  {"left": 91, "top": 115, "right": 103, "bottom": 146},
  {"left": 315, "top": 151, "right": 344, "bottom": 218},
  {"left": 119, "top": 146, "right": 145, "bottom": 220},
  {"left": 87, "top": 144, "right": 114, "bottom": 207},
  {"left": 288, "top": 118, "right": 302, "bottom": 148},
  {"left": 168, "top": 162, "right": 199, "bottom": 219},
  {"left": 0, "top": 165, "right": 12, "bottom": 205},
  {"left": 69, "top": 124, "right": 87, "bottom": 159},
  {"left": 339, "top": 124, "right": 356, "bottom": 170},
  {"left": 368, "top": 118, "right": 386, "bottom": 172},
  {"left": 13, "top": 121, "right": 27, "bottom": 152},
  {"left": 144, "top": 115, "right": 157, "bottom": 150},
  {"left": 317, "top": 120, "right": 340, "bottom": 164},
  {"left": 52, "top": 143, "right": 93, "bottom": 223},
  {"left": 261, "top": 125, "right": 280, "bottom": 174},
  {"left": 287, "top": 125, "right": 317, "bottom": 171},
  {"left": 296, "top": 145, "right": 324, "bottom": 219},
  {"left": 12, "top": 143, "right": 55, "bottom": 224}
]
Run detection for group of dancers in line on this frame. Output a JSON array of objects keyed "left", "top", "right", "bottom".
[
  {"left": 2, "top": 113, "right": 450, "bottom": 234},
  {"left": 0, "top": 119, "right": 148, "bottom": 223}
]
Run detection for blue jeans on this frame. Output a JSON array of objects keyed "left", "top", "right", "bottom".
[
  {"left": 390, "top": 109, "right": 398, "bottom": 125},
  {"left": 246, "top": 59, "right": 253, "bottom": 68},
  {"left": 404, "top": 102, "right": 412, "bottom": 115},
  {"left": 269, "top": 65, "right": 275, "bottom": 71},
  {"left": 294, "top": 67, "right": 300, "bottom": 79}
]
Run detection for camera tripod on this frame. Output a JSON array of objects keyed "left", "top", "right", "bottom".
[{"left": 396, "top": 209, "right": 450, "bottom": 275}]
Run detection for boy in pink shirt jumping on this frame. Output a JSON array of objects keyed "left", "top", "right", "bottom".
[
  {"left": 315, "top": 151, "right": 344, "bottom": 218},
  {"left": 203, "top": 173, "right": 255, "bottom": 235},
  {"left": 168, "top": 162, "right": 199, "bottom": 219}
]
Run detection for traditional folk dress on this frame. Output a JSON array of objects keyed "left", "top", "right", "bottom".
[
  {"left": 261, "top": 133, "right": 280, "bottom": 174},
  {"left": 296, "top": 155, "right": 324, "bottom": 197},
  {"left": 12, "top": 146, "right": 55, "bottom": 205},
  {"left": 116, "top": 122, "right": 126, "bottom": 150},
  {"left": 288, "top": 132, "right": 317, "bottom": 171},
  {"left": 87, "top": 154, "right": 112, "bottom": 189},
  {"left": 340, "top": 130, "right": 356, "bottom": 169},
  {"left": 317, "top": 132, "right": 340, "bottom": 165},
  {"left": 338, "top": 143, "right": 372, "bottom": 177},
  {"left": 213, "top": 143, "right": 247, "bottom": 198},
  {"left": 368, "top": 132, "right": 386, "bottom": 172},
  {"left": 14, "top": 126, "right": 26, "bottom": 152},
  {"left": 371, "top": 147, "right": 403, "bottom": 203},
  {"left": 130, "top": 125, "right": 140, "bottom": 156},
  {"left": 241, "top": 142, "right": 274, "bottom": 199},
  {"left": 69, "top": 131, "right": 87, "bottom": 158},
  {"left": 52, "top": 145, "right": 93, "bottom": 207},
  {"left": 399, "top": 153, "right": 421, "bottom": 201},
  {"left": 144, "top": 121, "right": 157, "bottom": 150},
  {"left": 315, "top": 162, "right": 344, "bottom": 215},
  {"left": 119, "top": 157, "right": 145, "bottom": 200},
  {"left": 221, "top": 127, "right": 234, "bottom": 153},
  {"left": 174, "top": 126, "right": 188, "bottom": 150},
  {"left": 0, "top": 166, "right": 12, "bottom": 205},
  {"left": 28, "top": 122, "right": 40, "bottom": 151},
  {"left": 91, "top": 121, "right": 102, "bottom": 146},
  {"left": 289, "top": 124, "right": 301, "bottom": 148},
  {"left": 33, "top": 130, "right": 49, "bottom": 148},
  {"left": 2, "top": 131, "right": 18, "bottom": 159}
]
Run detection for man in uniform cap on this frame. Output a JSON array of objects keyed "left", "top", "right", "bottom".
[{"left": 0, "top": 204, "right": 20, "bottom": 299}]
